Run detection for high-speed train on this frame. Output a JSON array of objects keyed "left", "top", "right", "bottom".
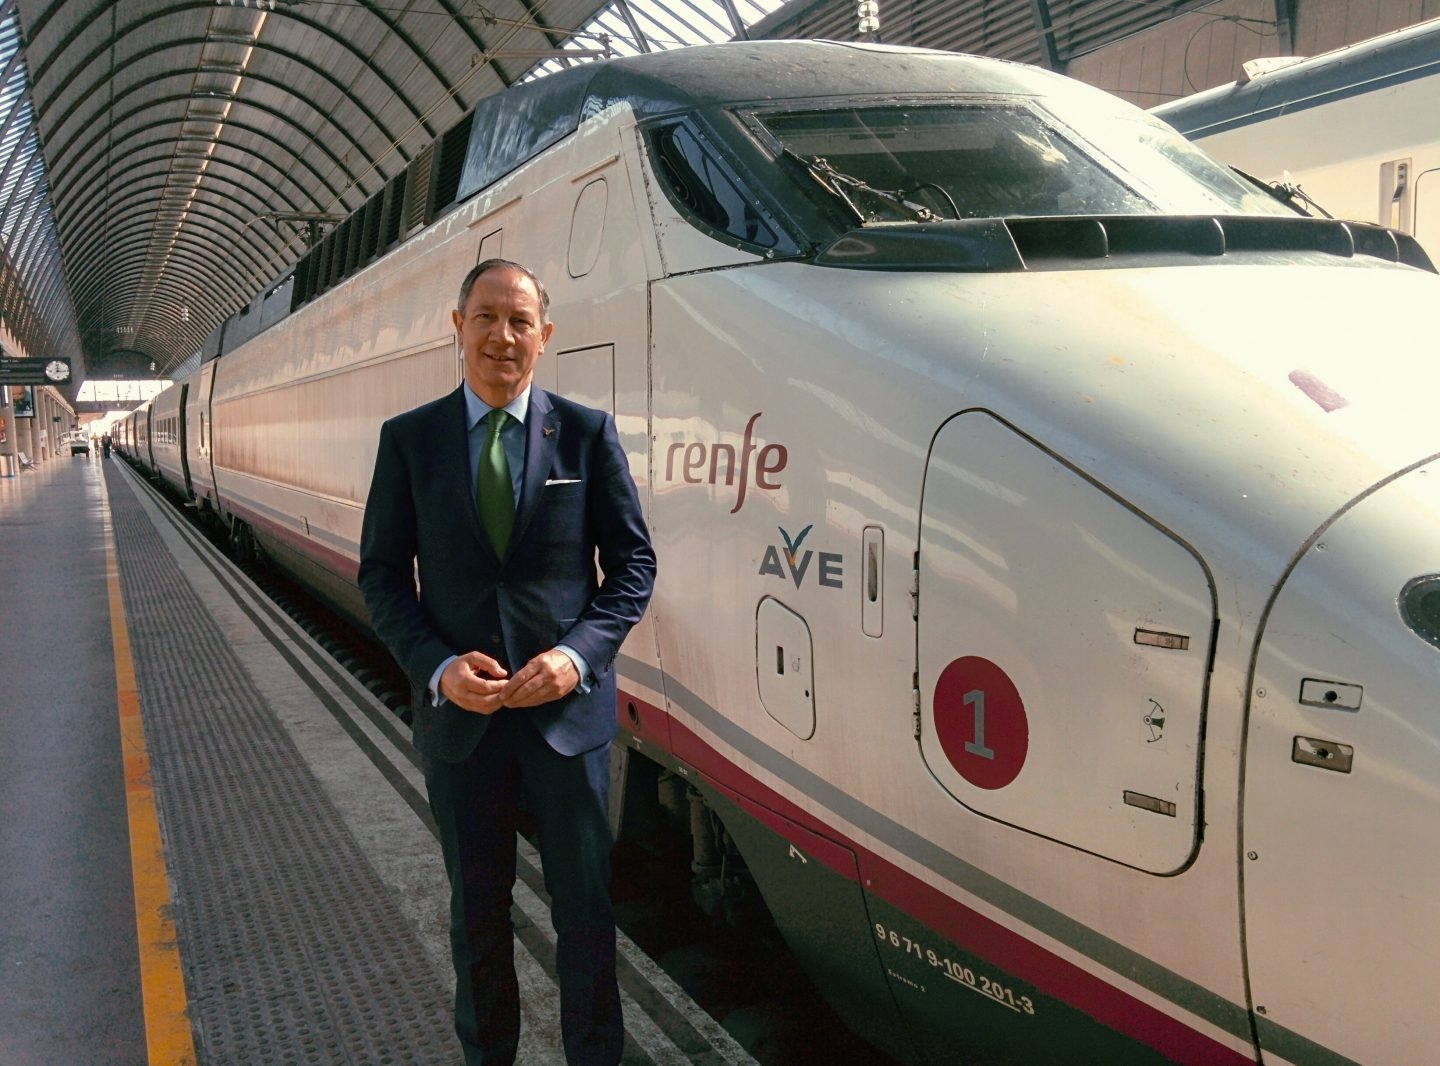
[
  {"left": 120, "top": 40, "right": 1440, "bottom": 1065},
  {"left": 1153, "top": 16, "right": 1440, "bottom": 254}
]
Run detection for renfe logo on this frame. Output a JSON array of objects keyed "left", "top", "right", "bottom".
[
  {"left": 759, "top": 524, "right": 844, "bottom": 589},
  {"left": 664, "top": 412, "right": 787, "bottom": 513}
]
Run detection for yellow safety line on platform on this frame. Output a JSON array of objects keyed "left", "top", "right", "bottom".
[{"left": 105, "top": 508, "right": 197, "bottom": 1066}]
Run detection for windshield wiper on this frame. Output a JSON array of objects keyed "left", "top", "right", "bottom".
[
  {"left": 1233, "top": 166, "right": 1333, "bottom": 219},
  {"left": 788, "top": 150, "right": 945, "bottom": 223}
]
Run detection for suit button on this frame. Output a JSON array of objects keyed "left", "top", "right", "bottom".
[{"left": 490, "top": 634, "right": 502, "bottom": 644}]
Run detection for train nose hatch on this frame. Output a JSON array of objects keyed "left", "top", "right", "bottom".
[
  {"left": 916, "top": 412, "right": 1215, "bottom": 873},
  {"left": 756, "top": 596, "right": 817, "bottom": 740},
  {"left": 1242, "top": 463, "right": 1440, "bottom": 1060}
]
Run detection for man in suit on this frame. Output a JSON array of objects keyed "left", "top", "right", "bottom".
[{"left": 358, "top": 258, "right": 656, "bottom": 1066}]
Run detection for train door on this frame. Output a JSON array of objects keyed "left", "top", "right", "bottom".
[
  {"left": 138, "top": 404, "right": 154, "bottom": 474},
  {"left": 189, "top": 361, "right": 217, "bottom": 508},
  {"left": 916, "top": 411, "right": 1214, "bottom": 872},
  {"left": 476, "top": 228, "right": 503, "bottom": 262},
  {"left": 553, "top": 112, "right": 669, "bottom": 748},
  {"left": 1242, "top": 470, "right": 1440, "bottom": 1064},
  {"left": 556, "top": 345, "right": 614, "bottom": 415},
  {"left": 176, "top": 382, "right": 192, "bottom": 494}
]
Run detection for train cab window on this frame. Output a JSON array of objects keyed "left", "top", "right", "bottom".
[
  {"left": 1030, "top": 91, "right": 1299, "bottom": 218},
  {"left": 750, "top": 104, "right": 1149, "bottom": 224},
  {"left": 1089, "top": 116, "right": 1298, "bottom": 217},
  {"left": 650, "top": 123, "right": 785, "bottom": 251},
  {"left": 746, "top": 100, "right": 1298, "bottom": 227}
]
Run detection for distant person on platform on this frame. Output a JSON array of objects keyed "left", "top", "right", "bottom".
[
  {"left": 101, "top": 434, "right": 111, "bottom": 459},
  {"left": 357, "top": 258, "right": 656, "bottom": 1066}
]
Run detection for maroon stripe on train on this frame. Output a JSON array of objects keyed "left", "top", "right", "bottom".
[{"left": 618, "top": 689, "right": 1251, "bottom": 1066}]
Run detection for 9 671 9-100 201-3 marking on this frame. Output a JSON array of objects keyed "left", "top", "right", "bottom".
[{"left": 874, "top": 923, "right": 1037, "bottom": 1016}]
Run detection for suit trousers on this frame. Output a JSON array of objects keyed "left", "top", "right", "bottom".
[{"left": 425, "top": 709, "right": 622, "bottom": 1066}]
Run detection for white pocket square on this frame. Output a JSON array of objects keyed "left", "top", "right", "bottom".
[{"left": 545, "top": 478, "right": 581, "bottom": 486}]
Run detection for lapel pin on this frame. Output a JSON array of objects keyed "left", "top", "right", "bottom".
[{"left": 543, "top": 427, "right": 556, "bottom": 437}]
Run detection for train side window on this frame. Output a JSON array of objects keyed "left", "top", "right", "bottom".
[{"left": 651, "top": 123, "right": 782, "bottom": 251}]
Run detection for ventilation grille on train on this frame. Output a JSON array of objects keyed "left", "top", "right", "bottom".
[
  {"left": 815, "top": 216, "right": 1437, "bottom": 274},
  {"left": 404, "top": 144, "right": 436, "bottom": 236}
]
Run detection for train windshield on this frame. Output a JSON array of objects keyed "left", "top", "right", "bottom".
[
  {"left": 1043, "top": 97, "right": 1294, "bottom": 216},
  {"left": 744, "top": 100, "right": 1293, "bottom": 227}
]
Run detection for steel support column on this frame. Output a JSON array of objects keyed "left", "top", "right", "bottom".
[
  {"left": 1273, "top": 0, "right": 1297, "bottom": 53},
  {"left": 1029, "top": 0, "right": 1061, "bottom": 70}
]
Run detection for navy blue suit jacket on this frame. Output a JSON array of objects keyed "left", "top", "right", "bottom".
[{"left": 357, "top": 385, "right": 656, "bottom": 761}]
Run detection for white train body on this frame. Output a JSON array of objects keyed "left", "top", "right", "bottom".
[
  {"left": 1154, "top": 17, "right": 1440, "bottom": 255},
  {"left": 136, "top": 42, "right": 1440, "bottom": 1065}
]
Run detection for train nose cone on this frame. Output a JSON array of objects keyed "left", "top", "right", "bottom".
[{"left": 1243, "top": 460, "right": 1440, "bottom": 1063}]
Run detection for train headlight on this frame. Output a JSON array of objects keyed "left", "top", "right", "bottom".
[{"left": 1399, "top": 575, "right": 1440, "bottom": 649}]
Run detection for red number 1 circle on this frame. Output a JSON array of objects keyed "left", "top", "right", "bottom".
[{"left": 933, "top": 656, "right": 1028, "bottom": 790}]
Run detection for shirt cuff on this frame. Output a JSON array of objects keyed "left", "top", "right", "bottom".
[
  {"left": 429, "top": 655, "right": 456, "bottom": 706},
  {"left": 556, "top": 644, "right": 592, "bottom": 694}
]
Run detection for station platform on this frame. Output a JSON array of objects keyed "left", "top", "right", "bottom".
[{"left": 0, "top": 453, "right": 755, "bottom": 1066}]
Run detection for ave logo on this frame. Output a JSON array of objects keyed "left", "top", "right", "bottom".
[{"left": 759, "top": 524, "right": 843, "bottom": 589}]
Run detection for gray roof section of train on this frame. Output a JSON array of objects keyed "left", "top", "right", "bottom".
[
  {"left": 457, "top": 40, "right": 1068, "bottom": 202},
  {"left": 1153, "top": 18, "right": 1440, "bottom": 139}
]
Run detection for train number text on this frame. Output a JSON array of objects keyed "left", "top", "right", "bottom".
[{"left": 874, "top": 923, "right": 1037, "bottom": 1016}]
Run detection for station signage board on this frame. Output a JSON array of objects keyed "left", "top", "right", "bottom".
[{"left": 0, "top": 357, "right": 73, "bottom": 385}]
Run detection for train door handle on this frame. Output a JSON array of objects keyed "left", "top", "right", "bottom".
[{"left": 1291, "top": 736, "right": 1354, "bottom": 774}]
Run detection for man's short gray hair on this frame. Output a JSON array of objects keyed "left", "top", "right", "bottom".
[{"left": 457, "top": 259, "right": 551, "bottom": 321}]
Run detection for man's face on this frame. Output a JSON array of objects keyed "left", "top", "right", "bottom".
[{"left": 453, "top": 266, "right": 554, "bottom": 407}]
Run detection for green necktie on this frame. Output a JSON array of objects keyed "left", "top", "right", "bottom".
[{"left": 475, "top": 409, "right": 514, "bottom": 555}]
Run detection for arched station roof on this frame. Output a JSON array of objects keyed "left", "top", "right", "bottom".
[{"left": 1, "top": 0, "right": 800, "bottom": 386}]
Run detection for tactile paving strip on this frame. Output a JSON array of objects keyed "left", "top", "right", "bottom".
[{"left": 106, "top": 469, "right": 458, "bottom": 1065}]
